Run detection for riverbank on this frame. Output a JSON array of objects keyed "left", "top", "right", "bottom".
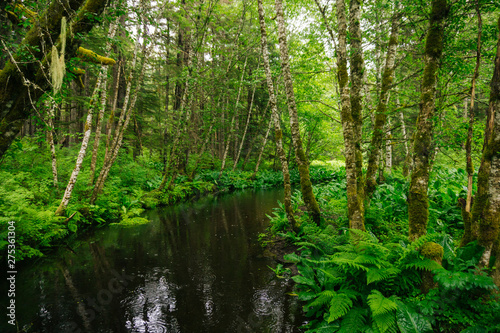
[{"left": 0, "top": 139, "right": 339, "bottom": 262}]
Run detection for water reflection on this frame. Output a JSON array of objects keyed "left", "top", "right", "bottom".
[{"left": 1, "top": 189, "right": 304, "bottom": 332}]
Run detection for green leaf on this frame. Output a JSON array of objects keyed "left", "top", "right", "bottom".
[
  {"left": 395, "top": 301, "right": 432, "bottom": 333},
  {"left": 327, "top": 292, "right": 353, "bottom": 322}
]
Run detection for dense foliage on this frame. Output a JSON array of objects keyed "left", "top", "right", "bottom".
[{"left": 266, "top": 167, "right": 500, "bottom": 332}]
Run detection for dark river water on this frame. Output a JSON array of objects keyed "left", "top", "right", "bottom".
[{"left": 2, "top": 188, "right": 305, "bottom": 332}]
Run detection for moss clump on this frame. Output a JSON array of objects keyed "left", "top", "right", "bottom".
[
  {"left": 420, "top": 242, "right": 444, "bottom": 262},
  {"left": 77, "top": 47, "right": 116, "bottom": 65}
]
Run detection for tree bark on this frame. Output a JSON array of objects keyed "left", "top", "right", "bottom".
[
  {"left": 461, "top": 0, "right": 482, "bottom": 247},
  {"left": 275, "top": 0, "right": 321, "bottom": 226},
  {"left": 89, "top": 22, "right": 118, "bottom": 186},
  {"left": 408, "top": 0, "right": 448, "bottom": 241},
  {"left": 365, "top": 5, "right": 399, "bottom": 199},
  {"left": 258, "top": 0, "right": 297, "bottom": 230},
  {"left": 55, "top": 70, "right": 106, "bottom": 216},
  {"left": 472, "top": 16, "right": 500, "bottom": 272},
  {"left": 336, "top": 0, "right": 364, "bottom": 229}
]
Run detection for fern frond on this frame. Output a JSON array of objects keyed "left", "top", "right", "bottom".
[
  {"left": 308, "top": 290, "right": 335, "bottom": 308},
  {"left": 338, "top": 307, "right": 368, "bottom": 333},
  {"left": 372, "top": 310, "right": 397, "bottom": 333},
  {"left": 354, "top": 254, "right": 384, "bottom": 268},
  {"left": 367, "top": 267, "right": 401, "bottom": 285},
  {"left": 368, "top": 290, "right": 399, "bottom": 316},
  {"left": 327, "top": 292, "right": 354, "bottom": 322},
  {"left": 404, "top": 258, "right": 442, "bottom": 271},
  {"left": 331, "top": 256, "right": 369, "bottom": 271}
]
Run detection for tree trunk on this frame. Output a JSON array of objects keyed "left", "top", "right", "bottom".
[
  {"left": 219, "top": 57, "right": 248, "bottom": 178},
  {"left": 365, "top": 5, "right": 399, "bottom": 198},
  {"left": 258, "top": 0, "right": 297, "bottom": 230},
  {"left": 55, "top": 71, "right": 106, "bottom": 216},
  {"left": 233, "top": 75, "right": 258, "bottom": 171},
  {"left": 48, "top": 100, "right": 59, "bottom": 187},
  {"left": 408, "top": 0, "right": 448, "bottom": 241},
  {"left": 275, "top": 0, "right": 321, "bottom": 226},
  {"left": 472, "top": 16, "right": 500, "bottom": 272},
  {"left": 91, "top": 22, "right": 150, "bottom": 204},
  {"left": 252, "top": 118, "right": 273, "bottom": 179},
  {"left": 336, "top": 0, "right": 364, "bottom": 229},
  {"left": 461, "top": 0, "right": 482, "bottom": 247}
]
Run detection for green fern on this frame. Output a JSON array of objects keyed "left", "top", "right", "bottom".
[
  {"left": 368, "top": 290, "right": 399, "bottom": 333},
  {"left": 338, "top": 307, "right": 368, "bottom": 333},
  {"left": 327, "top": 292, "right": 354, "bottom": 323},
  {"left": 367, "top": 267, "right": 401, "bottom": 285}
]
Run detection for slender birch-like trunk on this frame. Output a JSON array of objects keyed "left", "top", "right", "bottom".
[
  {"left": 158, "top": 42, "right": 194, "bottom": 190},
  {"left": 252, "top": 118, "right": 273, "bottom": 179},
  {"left": 472, "top": 16, "right": 500, "bottom": 273},
  {"left": 461, "top": 0, "right": 482, "bottom": 246},
  {"left": 398, "top": 95, "right": 411, "bottom": 177},
  {"left": 55, "top": 71, "right": 106, "bottom": 215},
  {"left": 219, "top": 57, "right": 248, "bottom": 179},
  {"left": 258, "top": 0, "right": 297, "bottom": 229},
  {"left": 275, "top": 0, "right": 321, "bottom": 226},
  {"left": 365, "top": 5, "right": 399, "bottom": 198},
  {"left": 48, "top": 100, "right": 58, "bottom": 187},
  {"left": 88, "top": 22, "right": 118, "bottom": 186},
  {"left": 88, "top": 77, "right": 107, "bottom": 186},
  {"left": 104, "top": 60, "right": 122, "bottom": 164},
  {"left": 385, "top": 117, "right": 392, "bottom": 173},
  {"left": 408, "top": 0, "right": 448, "bottom": 241},
  {"left": 233, "top": 76, "right": 258, "bottom": 171},
  {"left": 91, "top": 20, "right": 150, "bottom": 204}
]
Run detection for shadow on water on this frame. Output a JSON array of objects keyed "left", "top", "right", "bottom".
[{"left": 1, "top": 188, "right": 305, "bottom": 333}]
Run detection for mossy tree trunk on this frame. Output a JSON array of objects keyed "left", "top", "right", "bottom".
[
  {"left": 275, "top": 0, "right": 321, "bottom": 226},
  {"left": 472, "top": 16, "right": 500, "bottom": 270},
  {"left": 461, "top": 0, "right": 482, "bottom": 247},
  {"left": 408, "top": 0, "right": 448, "bottom": 241},
  {"left": 365, "top": 4, "right": 400, "bottom": 199},
  {"left": 348, "top": 0, "right": 365, "bottom": 211},
  {"left": 258, "top": 0, "right": 297, "bottom": 230},
  {"left": 0, "top": 0, "right": 108, "bottom": 161},
  {"left": 336, "top": 0, "right": 364, "bottom": 229}
]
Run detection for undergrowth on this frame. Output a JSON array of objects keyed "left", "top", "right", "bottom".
[{"left": 265, "top": 167, "right": 500, "bottom": 333}]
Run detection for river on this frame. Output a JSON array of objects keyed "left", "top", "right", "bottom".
[{"left": 2, "top": 188, "right": 305, "bottom": 332}]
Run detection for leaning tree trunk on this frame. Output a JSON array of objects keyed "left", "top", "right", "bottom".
[
  {"left": 472, "top": 16, "right": 500, "bottom": 273},
  {"left": 274, "top": 0, "right": 321, "bottom": 226},
  {"left": 460, "top": 0, "right": 482, "bottom": 247},
  {"left": 365, "top": 6, "right": 399, "bottom": 199},
  {"left": 89, "top": 22, "right": 118, "bottom": 186},
  {"left": 252, "top": 118, "right": 273, "bottom": 179},
  {"left": 55, "top": 71, "right": 107, "bottom": 216},
  {"left": 258, "top": 0, "right": 297, "bottom": 230},
  {"left": 90, "top": 25, "right": 150, "bottom": 204},
  {"left": 336, "top": 0, "right": 364, "bottom": 229},
  {"left": 408, "top": 0, "right": 448, "bottom": 241}
]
